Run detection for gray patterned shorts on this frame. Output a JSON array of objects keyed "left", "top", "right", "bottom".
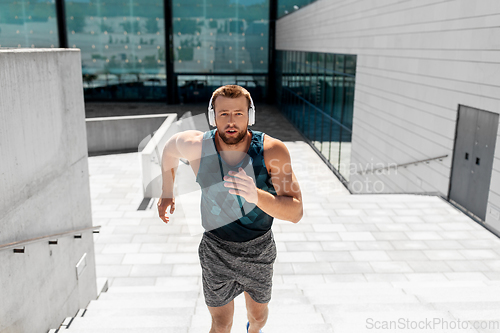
[{"left": 198, "top": 229, "right": 277, "bottom": 307}]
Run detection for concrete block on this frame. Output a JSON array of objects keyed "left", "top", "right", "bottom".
[{"left": 0, "top": 48, "right": 97, "bottom": 333}]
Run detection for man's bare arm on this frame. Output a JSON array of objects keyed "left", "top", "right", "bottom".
[
  {"left": 258, "top": 138, "right": 303, "bottom": 223},
  {"left": 158, "top": 130, "right": 202, "bottom": 223},
  {"left": 160, "top": 132, "right": 181, "bottom": 198},
  {"left": 160, "top": 130, "right": 202, "bottom": 195}
]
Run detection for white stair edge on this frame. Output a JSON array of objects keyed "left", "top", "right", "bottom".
[{"left": 96, "top": 277, "right": 108, "bottom": 296}]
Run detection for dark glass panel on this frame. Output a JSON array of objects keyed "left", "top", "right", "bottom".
[
  {"left": 332, "top": 74, "right": 344, "bottom": 122},
  {"left": 173, "top": 0, "right": 269, "bottom": 74},
  {"left": 66, "top": 0, "right": 167, "bottom": 100},
  {"left": 339, "top": 127, "right": 352, "bottom": 181},
  {"left": 0, "top": 0, "right": 58, "bottom": 48}
]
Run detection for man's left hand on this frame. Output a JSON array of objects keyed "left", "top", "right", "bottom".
[{"left": 223, "top": 167, "right": 259, "bottom": 204}]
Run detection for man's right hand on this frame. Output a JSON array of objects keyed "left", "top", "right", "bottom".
[{"left": 158, "top": 197, "right": 175, "bottom": 224}]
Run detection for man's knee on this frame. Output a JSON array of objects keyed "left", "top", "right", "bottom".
[
  {"left": 248, "top": 304, "right": 269, "bottom": 323},
  {"left": 208, "top": 300, "right": 234, "bottom": 333},
  {"left": 211, "top": 317, "right": 233, "bottom": 332}
]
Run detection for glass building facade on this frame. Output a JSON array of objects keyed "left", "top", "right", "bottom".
[
  {"left": 65, "top": 0, "right": 167, "bottom": 100},
  {"left": 173, "top": 0, "right": 270, "bottom": 103},
  {"left": 0, "top": 0, "right": 274, "bottom": 102},
  {"left": 275, "top": 50, "right": 356, "bottom": 183},
  {"left": 1, "top": 1, "right": 354, "bottom": 184},
  {"left": 0, "top": 0, "right": 59, "bottom": 47}
]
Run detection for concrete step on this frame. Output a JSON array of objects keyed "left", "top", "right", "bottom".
[
  {"left": 69, "top": 307, "right": 330, "bottom": 333},
  {"left": 432, "top": 301, "right": 500, "bottom": 312},
  {"left": 431, "top": 301, "right": 500, "bottom": 324},
  {"left": 73, "top": 280, "right": 500, "bottom": 333},
  {"left": 192, "top": 303, "right": 318, "bottom": 314},
  {"left": 190, "top": 311, "right": 325, "bottom": 328},
  {"left": 401, "top": 287, "right": 500, "bottom": 303},
  {"left": 446, "top": 308, "right": 500, "bottom": 321},
  {"left": 65, "top": 328, "right": 186, "bottom": 333},
  {"left": 391, "top": 280, "right": 491, "bottom": 289},
  {"left": 315, "top": 302, "right": 437, "bottom": 314},
  {"left": 96, "top": 277, "right": 108, "bottom": 295},
  {"left": 300, "top": 285, "right": 500, "bottom": 298},
  {"left": 84, "top": 303, "right": 316, "bottom": 318},
  {"left": 325, "top": 309, "right": 479, "bottom": 333},
  {"left": 268, "top": 303, "right": 317, "bottom": 314},
  {"left": 304, "top": 290, "right": 419, "bottom": 305},
  {"left": 98, "top": 291, "right": 199, "bottom": 301},
  {"left": 82, "top": 306, "right": 195, "bottom": 317},
  {"left": 265, "top": 294, "right": 311, "bottom": 305},
  {"left": 314, "top": 303, "right": 500, "bottom": 332},
  {"left": 105, "top": 285, "right": 200, "bottom": 293},
  {"left": 86, "top": 298, "right": 197, "bottom": 310},
  {"left": 299, "top": 280, "right": 489, "bottom": 290},
  {"left": 301, "top": 287, "right": 408, "bottom": 298},
  {"left": 67, "top": 315, "right": 192, "bottom": 330},
  {"left": 186, "top": 289, "right": 309, "bottom": 307},
  {"left": 188, "top": 323, "right": 334, "bottom": 333},
  {"left": 300, "top": 285, "right": 500, "bottom": 305}
]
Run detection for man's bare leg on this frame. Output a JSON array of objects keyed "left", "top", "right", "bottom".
[
  {"left": 244, "top": 291, "right": 269, "bottom": 333},
  {"left": 207, "top": 299, "right": 235, "bottom": 333}
]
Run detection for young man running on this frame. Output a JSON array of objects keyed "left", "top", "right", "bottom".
[{"left": 158, "top": 85, "right": 303, "bottom": 333}]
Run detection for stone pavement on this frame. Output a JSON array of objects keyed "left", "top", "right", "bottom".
[{"left": 75, "top": 105, "right": 500, "bottom": 333}]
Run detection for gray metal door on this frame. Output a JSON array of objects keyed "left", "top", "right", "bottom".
[{"left": 450, "top": 105, "right": 499, "bottom": 221}]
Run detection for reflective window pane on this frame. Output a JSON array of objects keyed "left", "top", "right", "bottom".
[
  {"left": 345, "top": 54, "right": 356, "bottom": 75},
  {"left": 343, "top": 76, "right": 355, "bottom": 127},
  {"left": 276, "top": 49, "right": 356, "bottom": 184},
  {"left": 0, "top": 0, "right": 58, "bottom": 48},
  {"left": 339, "top": 128, "right": 352, "bottom": 181},
  {"left": 332, "top": 74, "right": 344, "bottom": 122},
  {"left": 66, "top": 0, "right": 167, "bottom": 100},
  {"left": 329, "top": 122, "right": 341, "bottom": 170},
  {"left": 173, "top": 0, "right": 269, "bottom": 74},
  {"left": 325, "top": 53, "right": 334, "bottom": 118}
]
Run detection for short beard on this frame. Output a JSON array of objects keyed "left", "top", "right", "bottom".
[{"left": 218, "top": 126, "right": 247, "bottom": 145}]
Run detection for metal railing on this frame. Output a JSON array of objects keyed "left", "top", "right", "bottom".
[
  {"left": 282, "top": 86, "right": 353, "bottom": 133},
  {"left": 357, "top": 155, "right": 449, "bottom": 175},
  {"left": 0, "top": 225, "right": 101, "bottom": 253}
]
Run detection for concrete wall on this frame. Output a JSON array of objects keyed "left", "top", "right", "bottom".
[
  {"left": 276, "top": 0, "right": 500, "bottom": 234},
  {"left": 86, "top": 114, "right": 176, "bottom": 155},
  {"left": 0, "top": 49, "right": 97, "bottom": 333}
]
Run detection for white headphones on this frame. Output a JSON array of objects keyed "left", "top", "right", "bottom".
[{"left": 207, "top": 95, "right": 255, "bottom": 127}]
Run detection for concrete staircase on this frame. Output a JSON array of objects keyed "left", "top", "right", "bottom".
[
  {"left": 70, "top": 147, "right": 500, "bottom": 333},
  {"left": 55, "top": 282, "right": 333, "bottom": 333},
  {"left": 52, "top": 278, "right": 500, "bottom": 332}
]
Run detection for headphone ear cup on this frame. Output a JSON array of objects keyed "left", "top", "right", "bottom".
[
  {"left": 248, "top": 107, "right": 255, "bottom": 126},
  {"left": 248, "top": 96, "right": 255, "bottom": 126},
  {"left": 208, "top": 109, "right": 215, "bottom": 127},
  {"left": 207, "top": 96, "right": 216, "bottom": 127}
]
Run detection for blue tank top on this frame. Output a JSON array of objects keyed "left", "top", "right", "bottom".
[{"left": 195, "top": 128, "right": 276, "bottom": 242}]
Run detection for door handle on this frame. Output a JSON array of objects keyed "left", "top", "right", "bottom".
[
  {"left": 476, "top": 157, "right": 480, "bottom": 165},
  {"left": 465, "top": 152, "right": 469, "bottom": 160}
]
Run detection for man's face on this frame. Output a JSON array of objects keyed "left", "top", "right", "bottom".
[{"left": 214, "top": 95, "right": 249, "bottom": 145}]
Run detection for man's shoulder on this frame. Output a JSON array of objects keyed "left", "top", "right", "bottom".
[
  {"left": 262, "top": 133, "right": 289, "bottom": 159},
  {"left": 175, "top": 130, "right": 205, "bottom": 160},
  {"left": 263, "top": 133, "right": 285, "bottom": 150},
  {"left": 177, "top": 130, "right": 205, "bottom": 145}
]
